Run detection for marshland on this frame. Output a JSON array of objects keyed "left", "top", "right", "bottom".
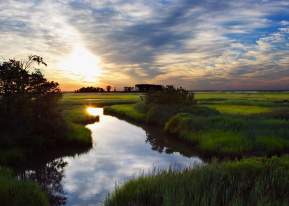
[
  {"left": 1, "top": 71, "right": 289, "bottom": 205},
  {"left": 1, "top": 0, "right": 289, "bottom": 205}
]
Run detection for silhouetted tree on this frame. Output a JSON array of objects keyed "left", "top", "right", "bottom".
[
  {"left": 0, "top": 55, "right": 63, "bottom": 148},
  {"left": 106, "top": 85, "right": 112, "bottom": 92}
]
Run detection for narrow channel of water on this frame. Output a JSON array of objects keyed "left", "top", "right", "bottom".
[{"left": 25, "top": 108, "right": 203, "bottom": 206}]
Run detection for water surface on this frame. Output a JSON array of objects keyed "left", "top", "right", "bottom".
[{"left": 26, "top": 108, "right": 203, "bottom": 206}]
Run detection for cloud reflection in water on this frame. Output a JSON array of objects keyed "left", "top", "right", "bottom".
[{"left": 62, "top": 108, "right": 202, "bottom": 206}]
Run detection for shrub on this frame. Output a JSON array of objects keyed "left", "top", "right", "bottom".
[{"left": 145, "top": 86, "right": 196, "bottom": 106}]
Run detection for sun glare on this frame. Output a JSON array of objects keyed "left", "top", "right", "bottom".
[
  {"left": 59, "top": 46, "right": 102, "bottom": 82},
  {"left": 86, "top": 107, "right": 101, "bottom": 116}
]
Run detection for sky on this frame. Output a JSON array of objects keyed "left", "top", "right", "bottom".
[{"left": 0, "top": 0, "right": 289, "bottom": 91}]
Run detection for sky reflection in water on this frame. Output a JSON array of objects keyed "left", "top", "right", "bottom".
[{"left": 62, "top": 108, "right": 203, "bottom": 206}]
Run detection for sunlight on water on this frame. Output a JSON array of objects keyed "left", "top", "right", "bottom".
[{"left": 86, "top": 107, "right": 101, "bottom": 116}]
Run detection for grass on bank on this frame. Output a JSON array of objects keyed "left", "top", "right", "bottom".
[
  {"left": 60, "top": 93, "right": 142, "bottom": 147},
  {"left": 0, "top": 168, "right": 49, "bottom": 206},
  {"left": 62, "top": 105, "right": 93, "bottom": 147},
  {"left": 104, "top": 92, "right": 289, "bottom": 156},
  {"left": 105, "top": 156, "right": 289, "bottom": 206},
  {"left": 104, "top": 104, "right": 146, "bottom": 123},
  {"left": 165, "top": 113, "right": 289, "bottom": 156}
]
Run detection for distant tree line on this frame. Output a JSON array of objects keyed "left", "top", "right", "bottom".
[
  {"left": 75, "top": 85, "right": 115, "bottom": 93},
  {"left": 76, "top": 84, "right": 191, "bottom": 94}
]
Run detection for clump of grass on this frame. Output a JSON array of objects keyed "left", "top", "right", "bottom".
[
  {"left": 0, "top": 168, "right": 49, "bottom": 206},
  {"left": 105, "top": 156, "right": 289, "bottom": 206}
]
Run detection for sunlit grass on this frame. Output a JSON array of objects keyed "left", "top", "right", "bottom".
[
  {"left": 61, "top": 92, "right": 142, "bottom": 106},
  {"left": 207, "top": 104, "right": 271, "bottom": 115},
  {"left": 195, "top": 91, "right": 289, "bottom": 101},
  {"left": 104, "top": 104, "right": 146, "bottom": 123}
]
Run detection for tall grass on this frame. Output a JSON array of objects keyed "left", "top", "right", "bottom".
[
  {"left": 105, "top": 156, "right": 289, "bottom": 206},
  {"left": 0, "top": 168, "right": 48, "bottom": 206}
]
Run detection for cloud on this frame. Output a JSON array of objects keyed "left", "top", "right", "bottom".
[{"left": 0, "top": 0, "right": 288, "bottom": 90}]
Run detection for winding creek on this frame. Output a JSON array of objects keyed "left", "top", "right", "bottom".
[{"left": 24, "top": 108, "right": 203, "bottom": 206}]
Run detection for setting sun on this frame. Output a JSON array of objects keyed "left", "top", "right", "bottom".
[{"left": 59, "top": 46, "right": 102, "bottom": 82}]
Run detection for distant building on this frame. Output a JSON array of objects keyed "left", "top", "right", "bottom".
[{"left": 135, "top": 84, "right": 163, "bottom": 92}]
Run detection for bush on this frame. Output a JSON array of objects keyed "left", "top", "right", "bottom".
[{"left": 145, "top": 86, "right": 196, "bottom": 106}]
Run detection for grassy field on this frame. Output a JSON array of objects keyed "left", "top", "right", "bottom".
[
  {"left": 195, "top": 91, "right": 289, "bottom": 102},
  {"left": 103, "top": 92, "right": 289, "bottom": 156},
  {"left": 61, "top": 92, "right": 142, "bottom": 107},
  {"left": 2, "top": 91, "right": 288, "bottom": 205},
  {"left": 105, "top": 156, "right": 289, "bottom": 206},
  {"left": 101, "top": 92, "right": 289, "bottom": 206},
  {"left": 58, "top": 92, "right": 289, "bottom": 205}
]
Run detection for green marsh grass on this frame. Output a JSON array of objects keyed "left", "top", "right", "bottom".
[
  {"left": 206, "top": 104, "right": 271, "bottom": 115},
  {"left": 103, "top": 91, "right": 289, "bottom": 156},
  {"left": 105, "top": 156, "right": 289, "bottom": 206},
  {"left": 165, "top": 113, "right": 289, "bottom": 156},
  {"left": 104, "top": 104, "right": 146, "bottom": 123}
]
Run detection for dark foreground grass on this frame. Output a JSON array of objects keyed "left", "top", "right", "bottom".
[
  {"left": 105, "top": 156, "right": 289, "bottom": 206},
  {"left": 0, "top": 168, "right": 48, "bottom": 206}
]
